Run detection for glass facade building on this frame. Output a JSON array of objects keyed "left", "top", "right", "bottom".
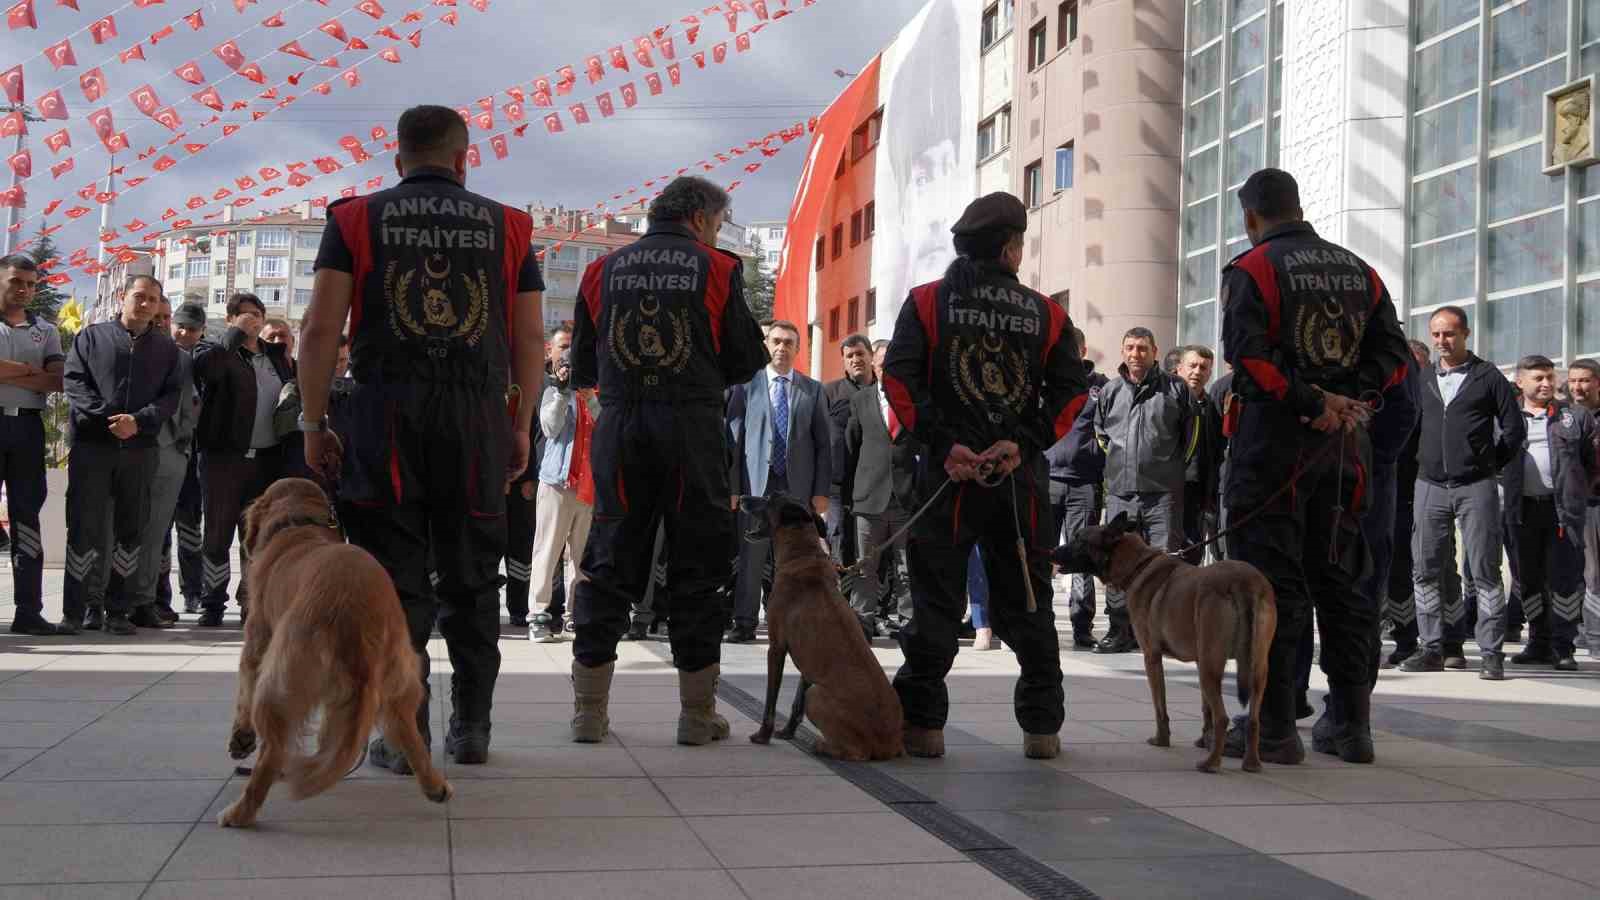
[{"left": 1178, "top": 0, "right": 1600, "bottom": 367}]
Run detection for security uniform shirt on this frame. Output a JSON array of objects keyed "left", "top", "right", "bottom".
[{"left": 0, "top": 313, "right": 63, "bottom": 410}]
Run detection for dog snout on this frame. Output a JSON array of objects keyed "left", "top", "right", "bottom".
[{"left": 1051, "top": 541, "right": 1092, "bottom": 574}]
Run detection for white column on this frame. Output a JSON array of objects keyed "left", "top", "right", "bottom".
[{"left": 1279, "top": 0, "right": 1409, "bottom": 303}]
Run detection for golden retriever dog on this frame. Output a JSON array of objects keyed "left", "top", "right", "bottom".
[{"left": 218, "top": 478, "right": 450, "bottom": 828}]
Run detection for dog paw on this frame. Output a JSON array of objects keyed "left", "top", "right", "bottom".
[
  {"left": 1147, "top": 735, "right": 1171, "bottom": 748},
  {"left": 424, "top": 780, "right": 453, "bottom": 804},
  {"left": 1242, "top": 759, "right": 1263, "bottom": 774},
  {"left": 228, "top": 728, "right": 257, "bottom": 760},
  {"left": 217, "top": 803, "right": 255, "bottom": 829},
  {"left": 749, "top": 730, "right": 772, "bottom": 745},
  {"left": 1195, "top": 760, "right": 1221, "bottom": 774}
]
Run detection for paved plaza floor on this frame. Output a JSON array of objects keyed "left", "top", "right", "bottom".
[{"left": 5, "top": 573, "right": 1600, "bottom": 899}]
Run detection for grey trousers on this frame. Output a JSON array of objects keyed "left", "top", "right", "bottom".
[
  {"left": 1585, "top": 505, "right": 1600, "bottom": 650},
  {"left": 1412, "top": 478, "right": 1506, "bottom": 656},
  {"left": 632, "top": 521, "right": 668, "bottom": 628},
  {"left": 854, "top": 506, "right": 913, "bottom": 624},
  {"left": 133, "top": 444, "right": 190, "bottom": 607},
  {"left": 1103, "top": 490, "right": 1182, "bottom": 629},
  {"left": 1051, "top": 479, "right": 1102, "bottom": 636}
]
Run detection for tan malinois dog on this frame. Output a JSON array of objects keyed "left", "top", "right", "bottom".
[
  {"left": 740, "top": 494, "right": 904, "bottom": 761},
  {"left": 1053, "top": 512, "right": 1275, "bottom": 772}
]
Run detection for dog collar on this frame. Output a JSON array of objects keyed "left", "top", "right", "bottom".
[
  {"left": 1116, "top": 552, "right": 1166, "bottom": 589},
  {"left": 259, "top": 511, "right": 341, "bottom": 545}
]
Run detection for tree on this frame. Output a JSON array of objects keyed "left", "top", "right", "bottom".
[
  {"left": 25, "top": 226, "right": 67, "bottom": 323},
  {"left": 743, "top": 231, "right": 775, "bottom": 324}
]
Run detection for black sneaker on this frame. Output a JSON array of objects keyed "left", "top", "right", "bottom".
[
  {"left": 367, "top": 736, "right": 415, "bottom": 775},
  {"left": 8, "top": 617, "right": 58, "bottom": 636},
  {"left": 723, "top": 625, "right": 757, "bottom": 644},
  {"left": 183, "top": 597, "right": 203, "bottom": 615},
  {"left": 1511, "top": 645, "right": 1556, "bottom": 666},
  {"left": 197, "top": 608, "right": 225, "bottom": 627},
  {"left": 1222, "top": 715, "right": 1305, "bottom": 765},
  {"left": 508, "top": 616, "right": 528, "bottom": 629},
  {"left": 1442, "top": 646, "right": 1468, "bottom": 670},
  {"left": 1554, "top": 654, "right": 1579, "bottom": 672},
  {"left": 104, "top": 612, "right": 137, "bottom": 636},
  {"left": 1381, "top": 644, "right": 1418, "bottom": 669},
  {"left": 1480, "top": 653, "right": 1505, "bottom": 681},
  {"left": 1073, "top": 632, "right": 1097, "bottom": 650},
  {"left": 83, "top": 607, "right": 105, "bottom": 631},
  {"left": 155, "top": 604, "right": 179, "bottom": 626},
  {"left": 55, "top": 616, "right": 82, "bottom": 636},
  {"left": 1399, "top": 649, "right": 1445, "bottom": 672},
  {"left": 445, "top": 723, "right": 490, "bottom": 765},
  {"left": 129, "top": 606, "right": 173, "bottom": 629}
]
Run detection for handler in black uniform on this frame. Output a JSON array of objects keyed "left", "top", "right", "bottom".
[
  {"left": 298, "top": 105, "right": 546, "bottom": 768},
  {"left": 883, "top": 192, "right": 1088, "bottom": 760},
  {"left": 567, "top": 176, "right": 767, "bottom": 746},
  {"left": 1218, "top": 169, "right": 1410, "bottom": 765}
]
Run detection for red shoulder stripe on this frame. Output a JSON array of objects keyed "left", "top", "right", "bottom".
[
  {"left": 502, "top": 208, "right": 534, "bottom": 345},
  {"left": 332, "top": 197, "right": 371, "bottom": 336},
  {"left": 1236, "top": 245, "right": 1280, "bottom": 343},
  {"left": 703, "top": 248, "right": 739, "bottom": 355}
]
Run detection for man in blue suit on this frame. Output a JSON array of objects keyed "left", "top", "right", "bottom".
[{"left": 725, "top": 320, "right": 833, "bottom": 643}]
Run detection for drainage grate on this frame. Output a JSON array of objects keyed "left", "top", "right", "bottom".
[{"left": 968, "top": 849, "right": 1102, "bottom": 900}]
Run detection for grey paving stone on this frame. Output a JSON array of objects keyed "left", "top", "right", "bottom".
[
  {"left": 964, "top": 807, "right": 1249, "bottom": 860},
  {"left": 0, "top": 779, "right": 223, "bottom": 825},
  {"left": 891, "top": 770, "right": 1140, "bottom": 812},
  {"left": 686, "top": 812, "right": 965, "bottom": 868},
  {"left": 1358, "top": 800, "right": 1600, "bottom": 848},
  {"left": 0, "top": 885, "right": 145, "bottom": 900},
  {"left": 653, "top": 774, "right": 884, "bottom": 816},
  {"left": 1280, "top": 849, "right": 1595, "bottom": 899},
  {"left": 450, "top": 817, "right": 718, "bottom": 873},
  {"left": 730, "top": 862, "right": 1029, "bottom": 900},
  {"left": 456, "top": 871, "right": 747, "bottom": 900},
  {"left": 159, "top": 819, "right": 450, "bottom": 880},
  {"left": 445, "top": 777, "right": 675, "bottom": 819},
  {"left": 0, "top": 823, "right": 191, "bottom": 885},
  {"left": 142, "top": 876, "right": 452, "bottom": 900},
  {"left": 1046, "top": 852, "right": 1366, "bottom": 900}
]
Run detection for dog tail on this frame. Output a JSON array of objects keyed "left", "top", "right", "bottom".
[{"left": 1233, "top": 579, "right": 1275, "bottom": 708}]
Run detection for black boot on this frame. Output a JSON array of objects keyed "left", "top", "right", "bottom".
[
  {"left": 1334, "top": 689, "right": 1375, "bottom": 764},
  {"left": 83, "top": 606, "right": 105, "bottom": 631},
  {"left": 1311, "top": 694, "right": 1341, "bottom": 756},
  {"left": 446, "top": 721, "right": 491, "bottom": 764},
  {"left": 1222, "top": 714, "right": 1305, "bottom": 765}
]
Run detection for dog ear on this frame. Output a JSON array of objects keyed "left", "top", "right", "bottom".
[
  {"left": 240, "top": 495, "right": 263, "bottom": 552},
  {"left": 1108, "top": 511, "right": 1133, "bottom": 534},
  {"left": 738, "top": 495, "right": 768, "bottom": 517}
]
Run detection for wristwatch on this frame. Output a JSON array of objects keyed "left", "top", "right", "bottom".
[{"left": 297, "top": 415, "right": 328, "bottom": 433}]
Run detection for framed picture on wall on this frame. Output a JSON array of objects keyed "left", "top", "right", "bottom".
[{"left": 1544, "top": 76, "right": 1598, "bottom": 174}]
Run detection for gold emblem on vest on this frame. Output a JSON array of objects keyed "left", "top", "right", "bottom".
[
  {"left": 385, "top": 254, "right": 489, "bottom": 357},
  {"left": 608, "top": 294, "right": 692, "bottom": 385}
]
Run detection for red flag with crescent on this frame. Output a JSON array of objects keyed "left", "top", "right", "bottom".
[
  {"left": 89, "top": 15, "right": 117, "bottom": 44},
  {"left": 44, "top": 38, "right": 76, "bottom": 69},
  {"left": 79, "top": 68, "right": 105, "bottom": 102},
  {"left": 0, "top": 65, "right": 19, "bottom": 103},
  {"left": 192, "top": 86, "right": 223, "bottom": 111},
  {"left": 36, "top": 89, "right": 66, "bottom": 119},
  {"left": 175, "top": 61, "right": 206, "bottom": 85}
]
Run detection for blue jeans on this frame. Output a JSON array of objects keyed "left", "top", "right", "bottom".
[{"left": 967, "top": 546, "right": 989, "bottom": 629}]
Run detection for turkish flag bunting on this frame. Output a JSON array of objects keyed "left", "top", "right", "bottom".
[
  {"left": 532, "top": 89, "right": 550, "bottom": 107},
  {"left": 645, "top": 72, "right": 662, "bottom": 95},
  {"left": 490, "top": 133, "right": 508, "bottom": 159},
  {"left": 595, "top": 91, "right": 613, "bottom": 117},
  {"left": 315, "top": 156, "right": 341, "bottom": 173},
  {"left": 320, "top": 18, "right": 347, "bottom": 41},
  {"left": 346, "top": 37, "right": 369, "bottom": 49},
  {"left": 43, "top": 128, "right": 69, "bottom": 153},
  {"left": 666, "top": 63, "right": 681, "bottom": 86},
  {"left": 153, "top": 155, "right": 176, "bottom": 171},
  {"left": 125, "top": 217, "right": 147, "bottom": 232},
  {"left": 692, "top": 51, "right": 706, "bottom": 69},
  {"left": 441, "top": 10, "right": 457, "bottom": 25},
  {"left": 356, "top": 0, "right": 383, "bottom": 19},
  {"left": 103, "top": 132, "right": 129, "bottom": 153},
  {"left": 222, "top": 124, "right": 240, "bottom": 136},
  {"left": 236, "top": 176, "right": 256, "bottom": 190},
  {"left": 454, "top": 105, "right": 471, "bottom": 122},
  {"left": 379, "top": 47, "right": 400, "bottom": 63},
  {"left": 725, "top": 10, "right": 738, "bottom": 30},
  {"left": 258, "top": 87, "right": 277, "bottom": 100},
  {"left": 569, "top": 102, "right": 589, "bottom": 125},
  {"left": 8, "top": 150, "right": 30, "bottom": 179},
  {"left": 686, "top": 24, "right": 700, "bottom": 44},
  {"left": 184, "top": 142, "right": 206, "bottom": 154},
  {"left": 44, "top": 38, "right": 76, "bottom": 69},
  {"left": 744, "top": 162, "right": 761, "bottom": 173},
  {"left": 261, "top": 186, "right": 282, "bottom": 196},
  {"left": 317, "top": 57, "right": 339, "bottom": 67},
  {"left": 312, "top": 81, "right": 331, "bottom": 94},
  {"left": 49, "top": 159, "right": 71, "bottom": 178},
  {"left": 341, "top": 68, "right": 361, "bottom": 86},
  {"left": 74, "top": 71, "right": 106, "bottom": 106},
  {"left": 287, "top": 171, "right": 311, "bottom": 187},
  {"left": 151, "top": 24, "right": 174, "bottom": 44},
  {"left": 65, "top": 206, "right": 92, "bottom": 220},
  {"left": 338, "top": 134, "right": 361, "bottom": 151},
  {"left": 86, "top": 107, "right": 113, "bottom": 139},
  {"left": 213, "top": 187, "right": 230, "bottom": 200},
  {"left": 407, "top": 30, "right": 421, "bottom": 48},
  {"left": 503, "top": 100, "right": 524, "bottom": 121},
  {"left": 465, "top": 144, "right": 479, "bottom": 167},
  {"left": 185, "top": 9, "right": 204, "bottom": 30},
  {"left": 474, "top": 110, "right": 493, "bottom": 130},
  {"left": 659, "top": 36, "right": 676, "bottom": 60},
  {"left": 506, "top": 85, "right": 525, "bottom": 101},
  {"left": 726, "top": 180, "right": 741, "bottom": 191},
  {"left": 192, "top": 86, "right": 222, "bottom": 110},
  {"left": 45, "top": 273, "right": 70, "bottom": 286},
  {"left": 514, "top": 123, "right": 528, "bottom": 136},
  {"left": 633, "top": 36, "right": 655, "bottom": 67},
  {"left": 712, "top": 42, "right": 727, "bottom": 63},
  {"left": 555, "top": 66, "right": 575, "bottom": 94},
  {"left": 118, "top": 44, "right": 145, "bottom": 63},
  {"left": 187, "top": 196, "right": 206, "bottom": 209},
  {"left": 366, "top": 176, "right": 384, "bottom": 189},
  {"left": 214, "top": 40, "right": 245, "bottom": 69},
  {"left": 0, "top": 65, "right": 19, "bottom": 103},
  {"left": 88, "top": 15, "right": 117, "bottom": 44},
  {"left": 259, "top": 166, "right": 281, "bottom": 180},
  {"left": 7, "top": 0, "right": 36, "bottom": 30},
  {"left": 370, "top": 125, "right": 388, "bottom": 141},
  {"left": 160, "top": 208, "right": 176, "bottom": 220},
  {"left": 375, "top": 25, "right": 400, "bottom": 39},
  {"left": 402, "top": 9, "right": 422, "bottom": 22},
  {"left": 233, "top": 0, "right": 256, "bottom": 11},
  {"left": 468, "top": 0, "right": 486, "bottom": 11},
  {"left": 251, "top": 110, "right": 266, "bottom": 120},
  {"left": 586, "top": 55, "right": 604, "bottom": 83},
  {"left": 175, "top": 61, "right": 205, "bottom": 84},
  {"left": 544, "top": 112, "right": 562, "bottom": 133},
  {"left": 620, "top": 81, "right": 637, "bottom": 108},
  {"left": 736, "top": 32, "right": 751, "bottom": 52},
  {"left": 608, "top": 46, "right": 629, "bottom": 72},
  {"left": 280, "top": 41, "right": 311, "bottom": 59},
  {"left": 262, "top": 12, "right": 284, "bottom": 26},
  {"left": 752, "top": 0, "right": 768, "bottom": 19},
  {"left": 238, "top": 63, "right": 266, "bottom": 83},
  {"left": 36, "top": 89, "right": 66, "bottom": 119}
]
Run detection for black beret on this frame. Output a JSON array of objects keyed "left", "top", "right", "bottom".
[{"left": 951, "top": 192, "right": 1028, "bottom": 237}]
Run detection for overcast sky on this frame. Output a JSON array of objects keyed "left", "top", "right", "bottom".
[{"left": 0, "top": 0, "right": 933, "bottom": 292}]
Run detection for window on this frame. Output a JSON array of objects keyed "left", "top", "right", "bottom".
[
  {"left": 212, "top": 289, "right": 224, "bottom": 305},
  {"left": 186, "top": 258, "right": 209, "bottom": 279},
  {"left": 256, "top": 256, "right": 287, "bottom": 279},
  {"left": 294, "top": 288, "right": 312, "bottom": 307},
  {"left": 851, "top": 123, "right": 869, "bottom": 161},
  {"left": 977, "top": 107, "right": 1011, "bottom": 161},
  {"left": 865, "top": 288, "right": 877, "bottom": 324},
  {"left": 828, "top": 307, "right": 840, "bottom": 343},
  {"left": 256, "top": 228, "right": 291, "bottom": 250},
  {"left": 584, "top": 247, "right": 603, "bottom": 264},
  {"left": 235, "top": 232, "right": 252, "bottom": 247},
  {"left": 1028, "top": 22, "right": 1047, "bottom": 70},
  {"left": 847, "top": 296, "right": 859, "bottom": 332},
  {"left": 295, "top": 231, "right": 320, "bottom": 249},
  {"left": 1057, "top": 1, "right": 1077, "bottom": 49},
  {"left": 214, "top": 260, "right": 227, "bottom": 276},
  {"left": 864, "top": 201, "right": 875, "bottom": 237},
  {"left": 831, "top": 224, "right": 843, "bottom": 260},
  {"left": 168, "top": 264, "right": 182, "bottom": 281},
  {"left": 766, "top": 250, "right": 781, "bottom": 266},
  {"left": 835, "top": 153, "right": 847, "bottom": 179},
  {"left": 1023, "top": 160, "right": 1043, "bottom": 208},
  {"left": 981, "top": 3, "right": 1001, "bottom": 49},
  {"left": 850, "top": 210, "right": 863, "bottom": 247},
  {"left": 297, "top": 259, "right": 315, "bottom": 278},
  {"left": 1055, "top": 142, "right": 1074, "bottom": 191},
  {"left": 815, "top": 236, "right": 826, "bottom": 271}
]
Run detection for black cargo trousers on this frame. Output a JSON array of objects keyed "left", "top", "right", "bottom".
[
  {"left": 337, "top": 379, "right": 509, "bottom": 741},
  {"left": 1226, "top": 401, "right": 1374, "bottom": 741},
  {"left": 573, "top": 399, "right": 735, "bottom": 673},
  {"left": 894, "top": 456, "right": 1064, "bottom": 736}
]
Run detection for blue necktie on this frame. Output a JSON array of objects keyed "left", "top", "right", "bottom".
[{"left": 771, "top": 375, "right": 789, "bottom": 478}]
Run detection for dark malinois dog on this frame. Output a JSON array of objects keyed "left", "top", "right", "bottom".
[
  {"left": 740, "top": 494, "right": 904, "bottom": 761},
  {"left": 1053, "top": 512, "right": 1275, "bottom": 772}
]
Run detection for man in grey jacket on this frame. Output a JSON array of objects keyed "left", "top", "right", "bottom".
[
  {"left": 130, "top": 297, "right": 199, "bottom": 626},
  {"left": 1093, "top": 327, "right": 1194, "bottom": 653}
]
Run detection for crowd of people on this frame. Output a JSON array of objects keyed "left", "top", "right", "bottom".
[{"left": 2, "top": 107, "right": 1596, "bottom": 768}]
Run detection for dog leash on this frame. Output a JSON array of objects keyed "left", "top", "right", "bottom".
[{"left": 838, "top": 460, "right": 1004, "bottom": 583}]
